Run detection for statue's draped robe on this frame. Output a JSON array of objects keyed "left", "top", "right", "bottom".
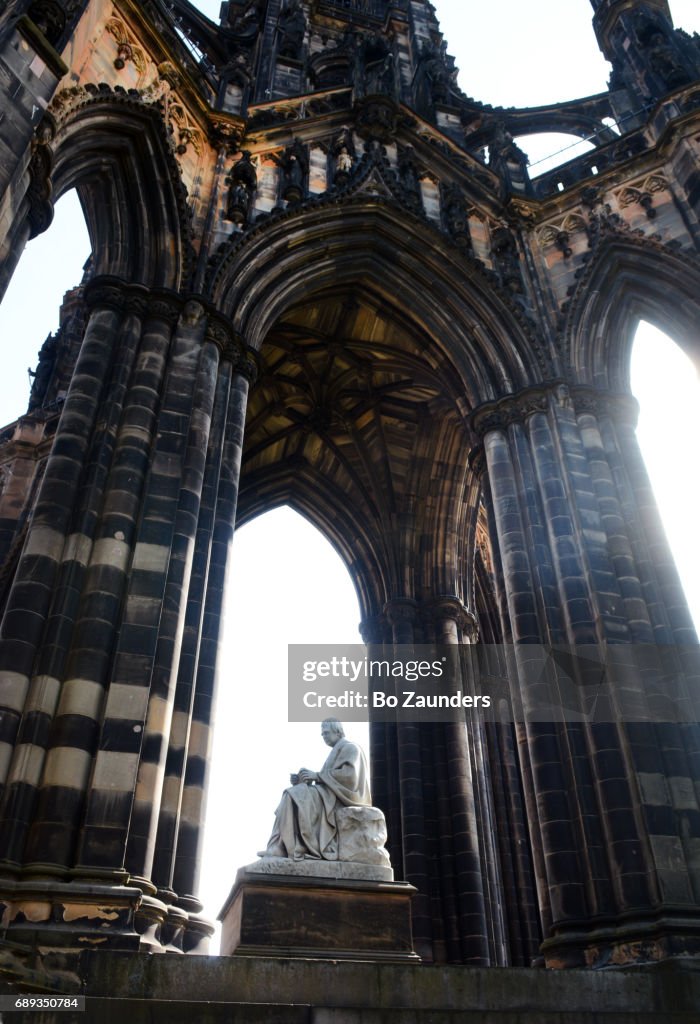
[{"left": 267, "top": 739, "right": 371, "bottom": 860}]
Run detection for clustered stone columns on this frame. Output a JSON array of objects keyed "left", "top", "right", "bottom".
[
  {"left": 0, "top": 277, "right": 255, "bottom": 952},
  {"left": 363, "top": 597, "right": 530, "bottom": 966},
  {"left": 471, "top": 380, "right": 700, "bottom": 967}
]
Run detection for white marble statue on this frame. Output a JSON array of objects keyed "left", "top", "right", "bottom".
[{"left": 255, "top": 719, "right": 392, "bottom": 879}]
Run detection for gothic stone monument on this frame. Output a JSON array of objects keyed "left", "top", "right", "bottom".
[{"left": 0, "top": 0, "right": 699, "bottom": 1018}]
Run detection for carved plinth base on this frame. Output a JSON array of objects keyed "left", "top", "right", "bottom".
[
  {"left": 542, "top": 912, "right": 700, "bottom": 968},
  {"left": 219, "top": 870, "right": 419, "bottom": 963},
  {"left": 0, "top": 878, "right": 215, "bottom": 954}
]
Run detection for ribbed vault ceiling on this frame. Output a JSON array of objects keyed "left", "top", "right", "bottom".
[{"left": 238, "top": 286, "right": 477, "bottom": 616}]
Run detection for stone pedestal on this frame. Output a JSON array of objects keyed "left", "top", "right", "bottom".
[{"left": 219, "top": 869, "right": 419, "bottom": 962}]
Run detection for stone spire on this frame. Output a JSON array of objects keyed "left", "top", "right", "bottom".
[{"left": 591, "top": 0, "right": 700, "bottom": 126}]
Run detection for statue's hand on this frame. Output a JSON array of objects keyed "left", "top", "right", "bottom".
[{"left": 298, "top": 768, "right": 318, "bottom": 784}]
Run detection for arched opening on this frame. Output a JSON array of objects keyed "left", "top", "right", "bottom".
[
  {"left": 199, "top": 505, "right": 364, "bottom": 949},
  {"left": 518, "top": 133, "right": 595, "bottom": 177},
  {"left": 631, "top": 321, "right": 700, "bottom": 628},
  {"left": 0, "top": 189, "right": 90, "bottom": 427},
  {"left": 209, "top": 217, "right": 529, "bottom": 961}
]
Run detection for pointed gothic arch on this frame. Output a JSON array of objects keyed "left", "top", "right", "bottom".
[
  {"left": 51, "top": 91, "right": 193, "bottom": 289},
  {"left": 22, "top": 88, "right": 193, "bottom": 292},
  {"left": 209, "top": 196, "right": 551, "bottom": 402},
  {"left": 563, "top": 235, "right": 700, "bottom": 388}
]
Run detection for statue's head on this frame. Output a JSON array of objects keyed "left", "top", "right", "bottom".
[{"left": 321, "top": 718, "right": 344, "bottom": 745}]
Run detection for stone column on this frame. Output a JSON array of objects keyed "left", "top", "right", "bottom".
[
  {"left": 0, "top": 278, "right": 181, "bottom": 947},
  {"left": 0, "top": 282, "right": 256, "bottom": 952},
  {"left": 473, "top": 445, "right": 554, "bottom": 954},
  {"left": 426, "top": 598, "right": 492, "bottom": 966},
  {"left": 371, "top": 595, "right": 493, "bottom": 965},
  {"left": 148, "top": 329, "right": 238, "bottom": 902},
  {"left": 381, "top": 598, "right": 435, "bottom": 960},
  {"left": 0, "top": 279, "right": 137, "bottom": 860},
  {"left": 361, "top": 612, "right": 402, "bottom": 878},
  {"left": 122, "top": 305, "right": 221, "bottom": 898},
  {"left": 472, "top": 380, "right": 700, "bottom": 967},
  {"left": 169, "top": 343, "right": 256, "bottom": 942}
]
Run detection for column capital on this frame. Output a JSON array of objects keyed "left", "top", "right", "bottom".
[
  {"left": 147, "top": 290, "right": 184, "bottom": 326},
  {"left": 469, "top": 381, "right": 567, "bottom": 440},
  {"left": 424, "top": 597, "right": 479, "bottom": 640},
  {"left": 204, "top": 314, "right": 261, "bottom": 383},
  {"left": 234, "top": 347, "right": 262, "bottom": 385},
  {"left": 204, "top": 312, "right": 240, "bottom": 356},
  {"left": 570, "top": 385, "right": 639, "bottom": 427},
  {"left": 383, "top": 598, "right": 419, "bottom": 628},
  {"left": 83, "top": 276, "right": 131, "bottom": 312}
]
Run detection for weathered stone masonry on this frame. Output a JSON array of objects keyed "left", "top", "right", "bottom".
[{"left": 0, "top": 0, "right": 698, "bottom": 985}]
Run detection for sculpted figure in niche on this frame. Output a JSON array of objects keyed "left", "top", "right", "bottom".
[
  {"left": 277, "top": 140, "right": 308, "bottom": 203},
  {"left": 226, "top": 150, "right": 257, "bottom": 224},
  {"left": 336, "top": 146, "right": 353, "bottom": 174},
  {"left": 259, "top": 719, "right": 371, "bottom": 861},
  {"left": 277, "top": 0, "right": 307, "bottom": 59}
]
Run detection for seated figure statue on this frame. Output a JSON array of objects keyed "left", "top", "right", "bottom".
[{"left": 258, "top": 719, "right": 391, "bottom": 873}]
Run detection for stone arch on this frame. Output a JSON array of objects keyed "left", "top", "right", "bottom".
[
  {"left": 209, "top": 197, "right": 551, "bottom": 404},
  {"left": 45, "top": 88, "right": 193, "bottom": 290},
  {"left": 236, "top": 399, "right": 482, "bottom": 624},
  {"left": 212, "top": 200, "right": 537, "bottom": 632},
  {"left": 236, "top": 468, "right": 386, "bottom": 622},
  {"left": 563, "top": 235, "right": 700, "bottom": 390}
]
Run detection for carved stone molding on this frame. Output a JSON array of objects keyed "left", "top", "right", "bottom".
[
  {"left": 570, "top": 386, "right": 640, "bottom": 427},
  {"left": 83, "top": 276, "right": 130, "bottom": 312},
  {"left": 234, "top": 347, "right": 261, "bottom": 385},
  {"left": 424, "top": 597, "right": 478, "bottom": 640},
  {"left": 470, "top": 382, "right": 565, "bottom": 439},
  {"left": 106, "top": 15, "right": 148, "bottom": 75},
  {"left": 204, "top": 314, "right": 238, "bottom": 356},
  {"left": 383, "top": 598, "right": 419, "bottom": 629},
  {"left": 123, "top": 289, "right": 151, "bottom": 319},
  {"left": 203, "top": 317, "right": 259, "bottom": 383},
  {"left": 536, "top": 213, "right": 588, "bottom": 253},
  {"left": 148, "top": 292, "right": 184, "bottom": 325},
  {"left": 612, "top": 174, "right": 669, "bottom": 221},
  {"left": 468, "top": 445, "right": 487, "bottom": 479},
  {"left": 354, "top": 96, "right": 399, "bottom": 144},
  {"left": 27, "top": 118, "right": 56, "bottom": 240}
]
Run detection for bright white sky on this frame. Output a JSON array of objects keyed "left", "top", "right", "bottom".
[{"left": 0, "top": 0, "right": 697, "bottom": 944}]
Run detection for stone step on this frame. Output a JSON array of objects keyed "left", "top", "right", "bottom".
[
  {"left": 2, "top": 952, "right": 700, "bottom": 1023},
  {"left": 3, "top": 996, "right": 697, "bottom": 1024}
]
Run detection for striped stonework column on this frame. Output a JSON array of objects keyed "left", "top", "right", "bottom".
[
  {"left": 474, "top": 453, "right": 555, "bottom": 952},
  {"left": 472, "top": 380, "right": 700, "bottom": 968},
  {"left": 424, "top": 599, "right": 492, "bottom": 967},
  {"left": 0, "top": 283, "right": 254, "bottom": 951},
  {"left": 0, "top": 278, "right": 177, "bottom": 947},
  {"left": 0, "top": 279, "right": 139, "bottom": 865},
  {"left": 148, "top": 351, "right": 234, "bottom": 905},
  {"left": 370, "top": 598, "right": 493, "bottom": 965},
  {"left": 122, "top": 305, "right": 222, "bottom": 890},
  {"left": 170, "top": 352, "right": 255, "bottom": 935},
  {"left": 382, "top": 598, "right": 435, "bottom": 960}
]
